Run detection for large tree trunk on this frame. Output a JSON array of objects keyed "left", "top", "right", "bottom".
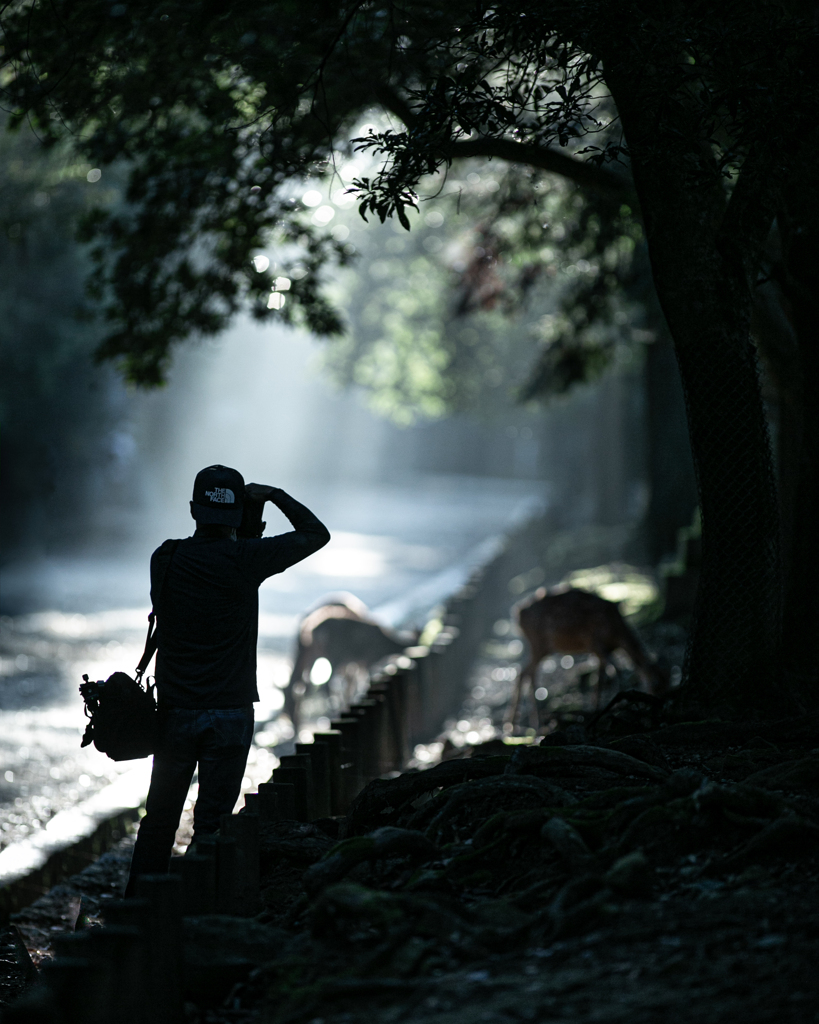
[
  {"left": 643, "top": 327, "right": 698, "bottom": 563},
  {"left": 652, "top": 244, "right": 782, "bottom": 711},
  {"left": 776, "top": 192, "right": 819, "bottom": 711},
  {"left": 751, "top": 266, "right": 803, "bottom": 589},
  {"left": 605, "top": 70, "right": 784, "bottom": 714}
]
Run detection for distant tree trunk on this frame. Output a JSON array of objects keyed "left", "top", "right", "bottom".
[{"left": 605, "top": 67, "right": 784, "bottom": 714}]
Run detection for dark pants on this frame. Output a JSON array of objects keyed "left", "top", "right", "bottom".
[{"left": 125, "top": 705, "right": 254, "bottom": 897}]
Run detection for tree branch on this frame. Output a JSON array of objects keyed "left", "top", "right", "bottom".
[
  {"left": 373, "top": 84, "right": 638, "bottom": 208},
  {"left": 446, "top": 138, "right": 636, "bottom": 206}
]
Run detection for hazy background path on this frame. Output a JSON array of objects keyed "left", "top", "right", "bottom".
[{"left": 0, "top": 474, "right": 544, "bottom": 863}]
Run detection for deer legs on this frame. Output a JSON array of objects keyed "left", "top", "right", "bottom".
[
  {"left": 506, "top": 650, "right": 617, "bottom": 729},
  {"left": 505, "top": 667, "right": 527, "bottom": 730},
  {"left": 506, "top": 658, "right": 544, "bottom": 731},
  {"left": 593, "top": 650, "right": 613, "bottom": 711}
]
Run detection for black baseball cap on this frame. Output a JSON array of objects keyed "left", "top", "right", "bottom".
[{"left": 191, "top": 465, "right": 244, "bottom": 526}]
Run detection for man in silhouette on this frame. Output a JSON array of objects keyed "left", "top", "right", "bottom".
[{"left": 125, "top": 465, "right": 329, "bottom": 895}]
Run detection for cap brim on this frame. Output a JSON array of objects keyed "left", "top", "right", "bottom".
[{"left": 191, "top": 500, "right": 243, "bottom": 527}]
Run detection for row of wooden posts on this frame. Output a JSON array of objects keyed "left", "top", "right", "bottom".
[
  {"left": 5, "top": 807, "right": 264, "bottom": 1023},
  {"left": 5, "top": 549, "right": 527, "bottom": 1022},
  {"left": 267, "top": 580, "right": 491, "bottom": 820},
  {"left": 271, "top": 663, "right": 417, "bottom": 819}
]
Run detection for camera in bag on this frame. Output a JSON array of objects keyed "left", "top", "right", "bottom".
[
  {"left": 78, "top": 538, "right": 179, "bottom": 761},
  {"left": 80, "top": 672, "right": 157, "bottom": 761}
]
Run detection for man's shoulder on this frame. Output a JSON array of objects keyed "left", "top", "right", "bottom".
[
  {"left": 153, "top": 537, "right": 186, "bottom": 553},
  {"left": 151, "top": 538, "right": 187, "bottom": 565}
]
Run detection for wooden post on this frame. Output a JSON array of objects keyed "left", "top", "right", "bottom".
[
  {"left": 219, "top": 813, "right": 260, "bottom": 916},
  {"left": 295, "top": 741, "right": 331, "bottom": 818},
  {"left": 348, "top": 699, "right": 379, "bottom": 784},
  {"left": 169, "top": 853, "right": 215, "bottom": 915},
  {"left": 311, "top": 731, "right": 343, "bottom": 816},
  {"left": 278, "top": 754, "right": 315, "bottom": 819},
  {"left": 83, "top": 927, "right": 143, "bottom": 1024},
  {"left": 365, "top": 682, "right": 393, "bottom": 774},
  {"left": 331, "top": 717, "right": 362, "bottom": 809},
  {"left": 270, "top": 766, "right": 310, "bottom": 821},
  {"left": 189, "top": 836, "right": 239, "bottom": 916},
  {"left": 39, "top": 957, "right": 104, "bottom": 1024},
  {"left": 101, "top": 897, "right": 150, "bottom": 930},
  {"left": 404, "top": 649, "right": 429, "bottom": 750},
  {"left": 259, "top": 781, "right": 296, "bottom": 820},
  {"left": 389, "top": 668, "right": 411, "bottom": 768},
  {"left": 134, "top": 874, "right": 183, "bottom": 1024}
]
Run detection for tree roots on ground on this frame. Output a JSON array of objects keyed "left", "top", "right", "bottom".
[{"left": 201, "top": 707, "right": 819, "bottom": 1023}]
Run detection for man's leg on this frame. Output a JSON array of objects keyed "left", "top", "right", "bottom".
[
  {"left": 125, "top": 708, "right": 196, "bottom": 896},
  {"left": 191, "top": 706, "right": 254, "bottom": 842}
]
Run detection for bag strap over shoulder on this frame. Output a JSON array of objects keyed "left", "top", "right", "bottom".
[{"left": 135, "top": 539, "right": 180, "bottom": 682}]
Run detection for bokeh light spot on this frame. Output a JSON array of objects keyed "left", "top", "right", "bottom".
[
  {"left": 312, "top": 205, "right": 335, "bottom": 225},
  {"left": 310, "top": 657, "right": 332, "bottom": 685}
]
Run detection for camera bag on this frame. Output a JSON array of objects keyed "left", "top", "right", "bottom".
[{"left": 79, "top": 539, "right": 179, "bottom": 760}]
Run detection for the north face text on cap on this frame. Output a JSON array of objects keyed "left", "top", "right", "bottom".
[{"left": 205, "top": 487, "right": 235, "bottom": 504}]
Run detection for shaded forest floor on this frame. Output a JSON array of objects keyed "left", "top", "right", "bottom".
[{"left": 211, "top": 702, "right": 819, "bottom": 1024}]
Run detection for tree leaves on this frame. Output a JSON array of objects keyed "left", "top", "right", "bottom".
[{"left": 0, "top": 0, "right": 814, "bottom": 390}]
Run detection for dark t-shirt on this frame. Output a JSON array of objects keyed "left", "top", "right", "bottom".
[{"left": 151, "top": 492, "right": 330, "bottom": 709}]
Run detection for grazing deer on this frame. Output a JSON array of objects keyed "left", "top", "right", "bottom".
[
  {"left": 286, "top": 594, "right": 413, "bottom": 727},
  {"left": 509, "top": 586, "right": 666, "bottom": 728}
]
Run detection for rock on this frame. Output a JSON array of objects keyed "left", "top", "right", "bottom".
[
  {"left": 715, "top": 813, "right": 819, "bottom": 872},
  {"left": 605, "top": 851, "right": 653, "bottom": 897},
  {"left": 258, "top": 820, "right": 335, "bottom": 867},
  {"left": 666, "top": 768, "right": 706, "bottom": 796},
  {"left": 616, "top": 802, "right": 696, "bottom": 862},
  {"left": 309, "top": 883, "right": 464, "bottom": 943},
  {"left": 470, "top": 899, "right": 533, "bottom": 945},
  {"left": 0, "top": 926, "right": 37, "bottom": 1008},
  {"left": 343, "top": 756, "right": 512, "bottom": 836},
  {"left": 387, "top": 935, "right": 431, "bottom": 976},
  {"left": 510, "top": 744, "right": 670, "bottom": 783},
  {"left": 693, "top": 781, "right": 784, "bottom": 819},
  {"left": 302, "top": 828, "right": 438, "bottom": 894},
  {"left": 415, "top": 774, "right": 576, "bottom": 846},
  {"left": 609, "top": 735, "right": 671, "bottom": 771},
  {"left": 541, "top": 818, "right": 592, "bottom": 870},
  {"left": 744, "top": 755, "right": 819, "bottom": 793}
]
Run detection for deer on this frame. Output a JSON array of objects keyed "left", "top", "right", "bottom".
[
  {"left": 286, "top": 593, "right": 414, "bottom": 728},
  {"left": 508, "top": 586, "right": 667, "bottom": 729}
]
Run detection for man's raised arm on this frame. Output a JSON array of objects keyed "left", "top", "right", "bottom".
[{"left": 242, "top": 484, "right": 330, "bottom": 575}]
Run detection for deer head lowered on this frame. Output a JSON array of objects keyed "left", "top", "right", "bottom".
[{"left": 508, "top": 586, "right": 667, "bottom": 730}]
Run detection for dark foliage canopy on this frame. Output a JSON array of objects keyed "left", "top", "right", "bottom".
[{"left": 6, "top": 2, "right": 808, "bottom": 385}]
